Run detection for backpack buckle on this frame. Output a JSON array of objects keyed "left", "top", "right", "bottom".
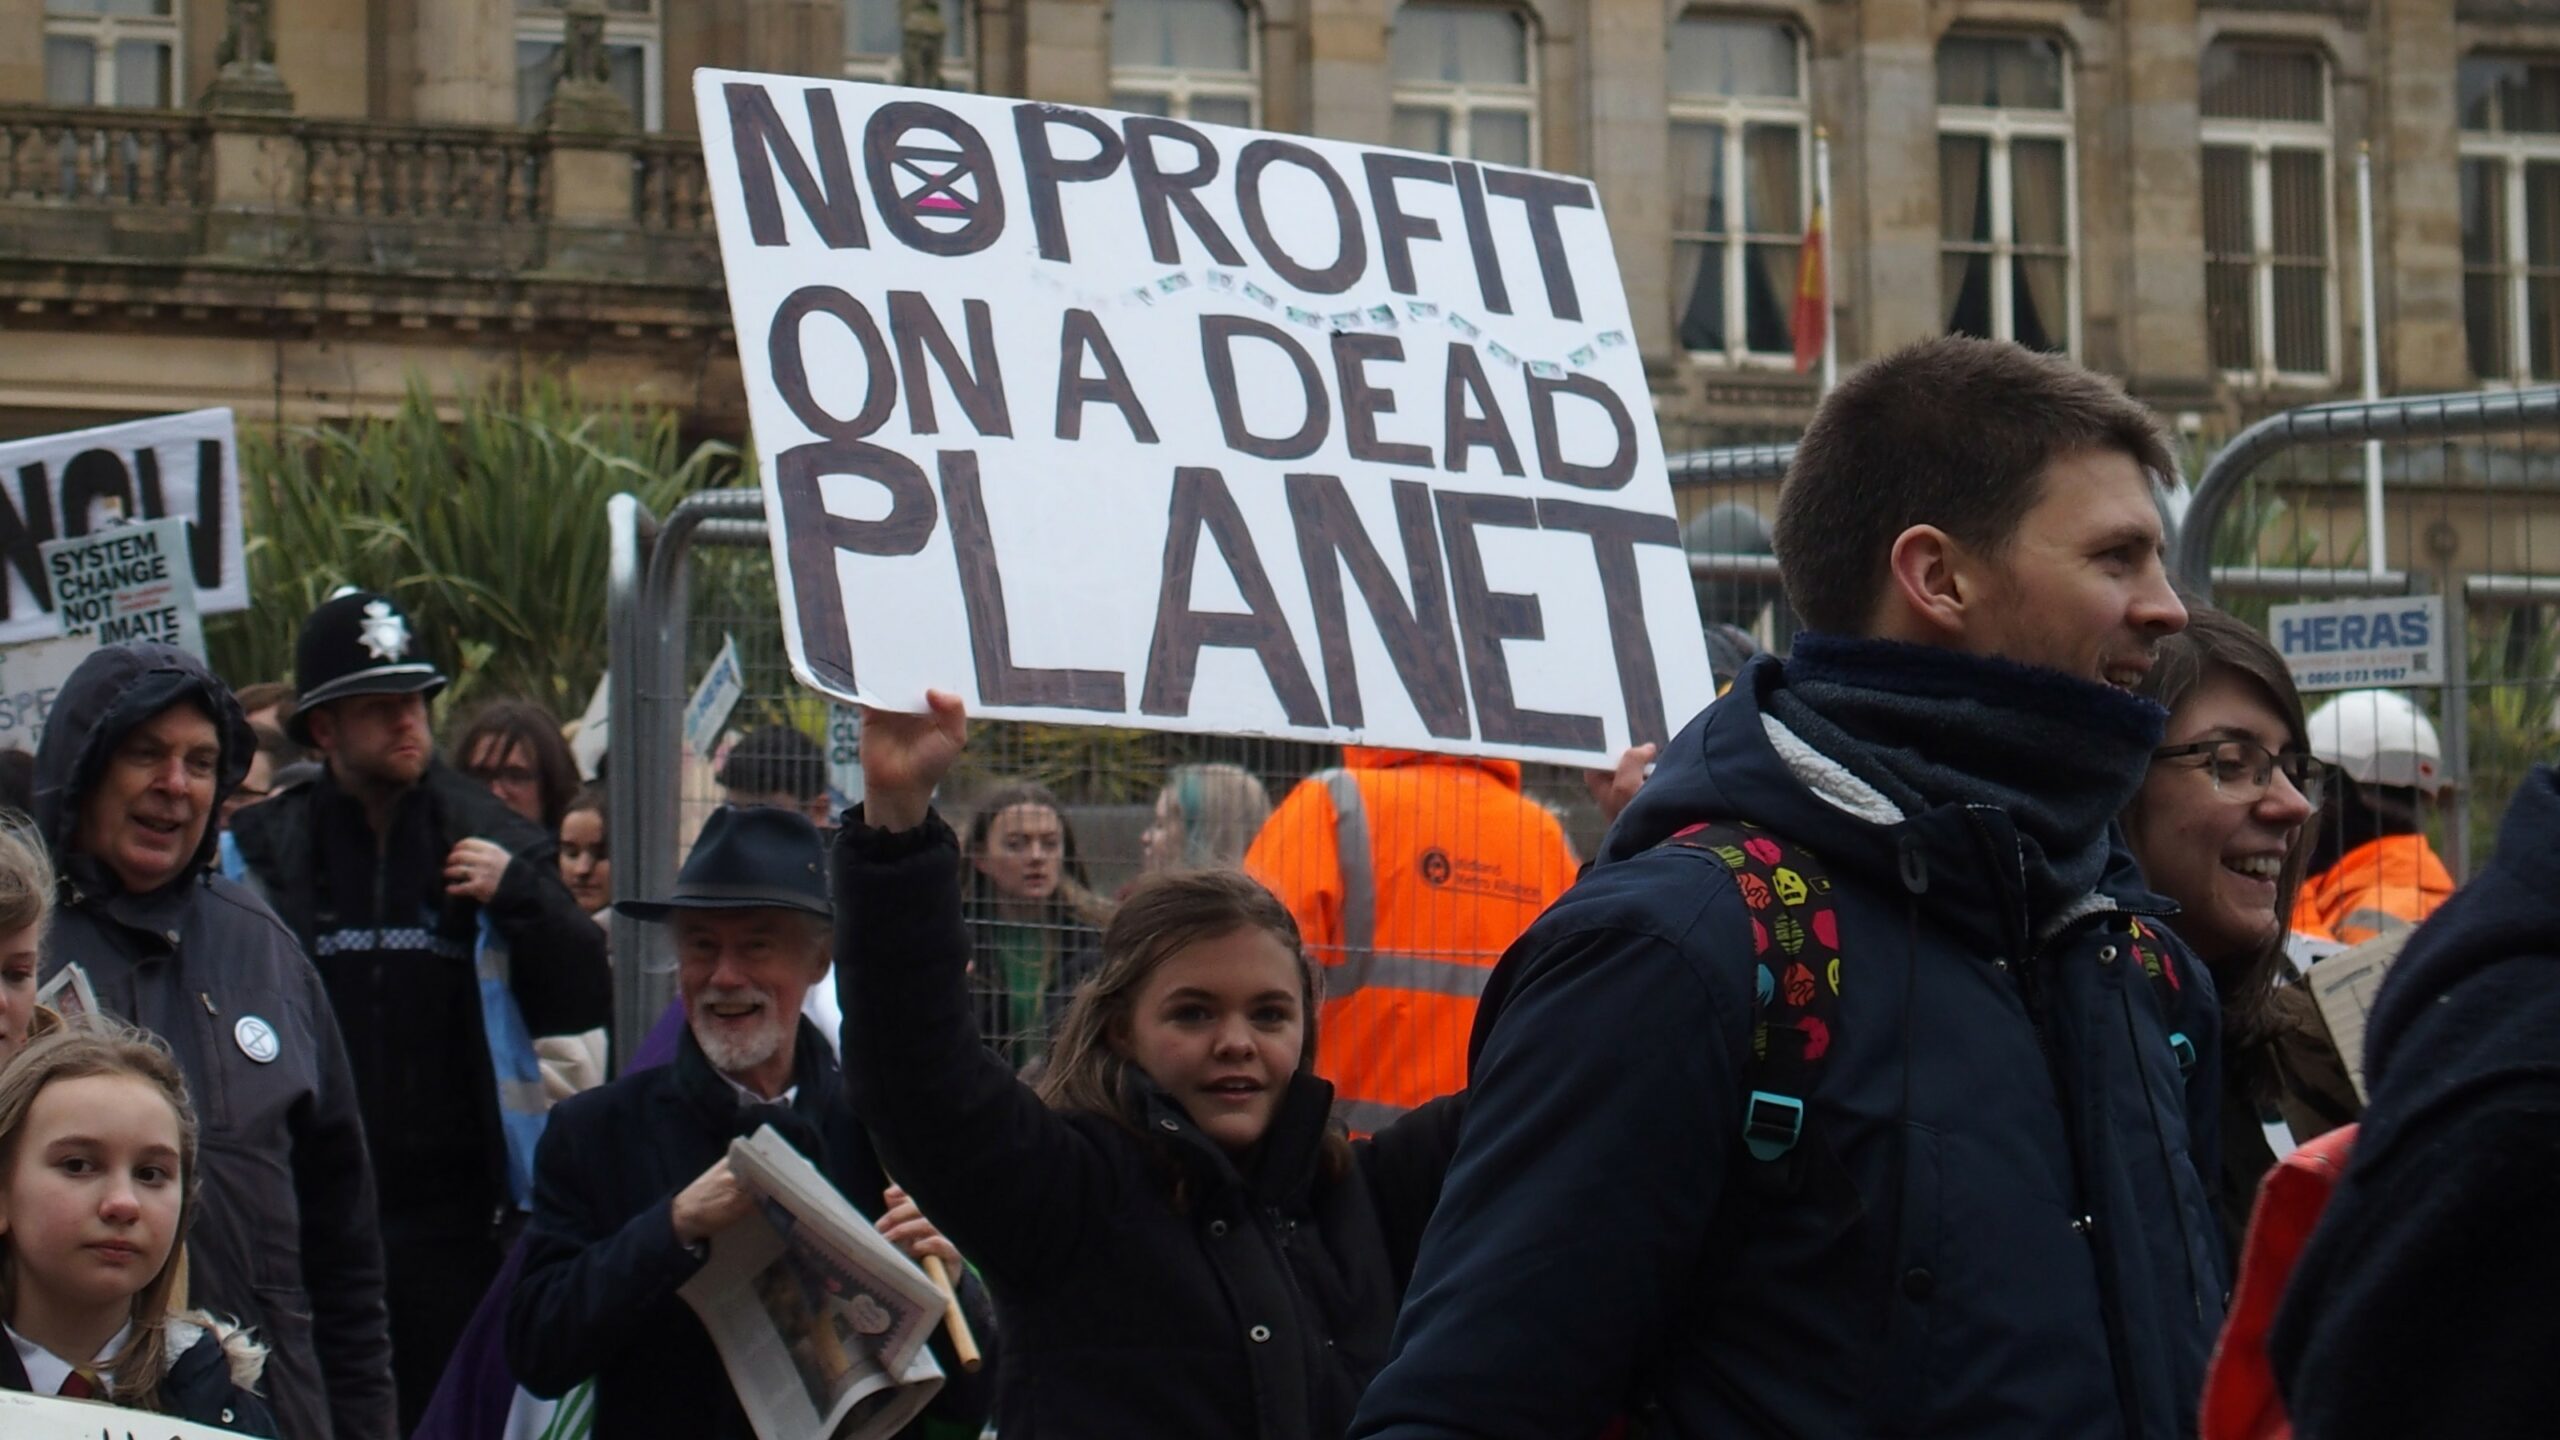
[
  {"left": 1743, "top": 1090, "right": 1805, "bottom": 1162},
  {"left": 2168, "top": 1030, "right": 2197, "bottom": 1079}
]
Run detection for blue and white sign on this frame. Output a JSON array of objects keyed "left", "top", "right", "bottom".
[
  {"left": 683, "top": 635, "right": 746, "bottom": 758},
  {"left": 2268, "top": 595, "right": 2445, "bottom": 693}
]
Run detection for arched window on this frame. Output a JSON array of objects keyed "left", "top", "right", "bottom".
[
  {"left": 1112, "top": 0, "right": 1257, "bottom": 126},
  {"left": 2459, "top": 54, "right": 2560, "bottom": 381},
  {"left": 515, "top": 0, "right": 661, "bottom": 129},
  {"left": 1936, "top": 34, "right": 2075, "bottom": 354},
  {"left": 1669, "top": 15, "right": 1809, "bottom": 362},
  {"left": 2201, "top": 41, "right": 2333, "bottom": 384},
  {"left": 1389, "top": 3, "right": 1535, "bottom": 167},
  {"left": 44, "top": 0, "right": 180, "bottom": 108},
  {"left": 845, "top": 0, "right": 972, "bottom": 87}
]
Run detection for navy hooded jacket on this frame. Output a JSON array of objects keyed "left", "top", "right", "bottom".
[
  {"left": 1351, "top": 654, "right": 2227, "bottom": 1440},
  {"left": 2267, "top": 766, "right": 2560, "bottom": 1437}
]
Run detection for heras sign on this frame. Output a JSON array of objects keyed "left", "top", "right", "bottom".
[
  {"left": 695, "top": 72, "right": 1715, "bottom": 765},
  {"left": 0, "top": 409, "right": 245, "bottom": 647}
]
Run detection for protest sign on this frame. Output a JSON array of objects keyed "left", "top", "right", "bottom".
[
  {"left": 0, "top": 409, "right": 245, "bottom": 646},
  {"left": 685, "top": 635, "right": 746, "bottom": 758},
  {"left": 0, "top": 633, "right": 94, "bottom": 752},
  {"left": 43, "top": 517, "right": 205, "bottom": 657},
  {"left": 694, "top": 72, "right": 1714, "bottom": 766},
  {"left": 1, "top": 1387, "right": 254, "bottom": 1438},
  {"left": 828, "top": 703, "right": 865, "bottom": 805}
]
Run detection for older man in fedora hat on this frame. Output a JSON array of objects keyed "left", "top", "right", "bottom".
[
  {"left": 508, "top": 805, "right": 996, "bottom": 1440},
  {"left": 229, "top": 586, "right": 611, "bottom": 1427}
]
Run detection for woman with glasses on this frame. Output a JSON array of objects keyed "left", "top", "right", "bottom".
[{"left": 2123, "top": 604, "right": 2362, "bottom": 1256}]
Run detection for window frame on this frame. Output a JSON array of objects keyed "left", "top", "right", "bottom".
[
  {"left": 1387, "top": 1, "right": 1540, "bottom": 168},
  {"left": 42, "top": 1, "right": 183, "bottom": 110},
  {"left": 2199, "top": 44, "right": 2338, "bottom": 389},
  {"left": 1935, "top": 34, "right": 2080, "bottom": 357},
  {"left": 2459, "top": 56, "right": 2560, "bottom": 385},
  {"left": 843, "top": 0, "right": 976, "bottom": 89},
  {"left": 1109, "top": 0, "right": 1261, "bottom": 126},
  {"left": 1667, "top": 14, "right": 1811, "bottom": 368},
  {"left": 515, "top": 4, "right": 663, "bottom": 132}
]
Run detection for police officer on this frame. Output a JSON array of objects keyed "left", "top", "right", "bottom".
[{"left": 228, "top": 589, "right": 611, "bottom": 1430}]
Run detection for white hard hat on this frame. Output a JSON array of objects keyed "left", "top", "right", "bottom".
[{"left": 2304, "top": 689, "right": 2446, "bottom": 792}]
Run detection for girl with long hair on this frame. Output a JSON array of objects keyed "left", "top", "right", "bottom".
[
  {"left": 961, "top": 782, "right": 1115, "bottom": 1069},
  {"left": 841, "top": 693, "right": 1461, "bottom": 1440},
  {"left": 0, "top": 1024, "right": 273, "bottom": 1432}
]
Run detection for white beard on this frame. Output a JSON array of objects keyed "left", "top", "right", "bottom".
[{"left": 689, "top": 985, "right": 786, "bottom": 1077}]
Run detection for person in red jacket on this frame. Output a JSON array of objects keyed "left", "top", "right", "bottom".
[{"left": 1245, "top": 747, "right": 1576, "bottom": 1135}]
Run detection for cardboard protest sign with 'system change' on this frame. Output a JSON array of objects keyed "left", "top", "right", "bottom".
[
  {"left": 0, "top": 409, "right": 245, "bottom": 647},
  {"left": 694, "top": 72, "right": 1715, "bottom": 766},
  {"left": 43, "top": 516, "right": 206, "bottom": 658}
]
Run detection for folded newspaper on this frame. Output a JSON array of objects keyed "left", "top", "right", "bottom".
[{"left": 679, "top": 1125, "right": 948, "bottom": 1440}]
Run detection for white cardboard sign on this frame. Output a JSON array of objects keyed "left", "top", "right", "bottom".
[
  {"left": 43, "top": 517, "right": 205, "bottom": 657},
  {"left": 0, "top": 633, "right": 97, "bottom": 752},
  {"left": 0, "top": 409, "right": 245, "bottom": 646},
  {"left": 0, "top": 1387, "right": 255, "bottom": 1438},
  {"left": 694, "top": 71, "right": 1714, "bottom": 765},
  {"left": 684, "top": 634, "right": 746, "bottom": 758},
  {"left": 2268, "top": 595, "right": 2445, "bottom": 694}
]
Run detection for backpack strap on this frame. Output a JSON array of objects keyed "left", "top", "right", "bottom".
[
  {"left": 2122, "top": 915, "right": 2199, "bottom": 1080},
  {"left": 1654, "top": 820, "right": 1843, "bottom": 1170}
]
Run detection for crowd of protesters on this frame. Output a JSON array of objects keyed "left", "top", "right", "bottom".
[{"left": 0, "top": 334, "right": 2535, "bottom": 1439}]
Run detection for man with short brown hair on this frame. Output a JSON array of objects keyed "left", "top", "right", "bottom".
[{"left": 1354, "top": 338, "right": 2223, "bottom": 1440}]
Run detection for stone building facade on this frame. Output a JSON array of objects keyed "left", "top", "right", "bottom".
[{"left": 3, "top": 0, "right": 2560, "bottom": 445}]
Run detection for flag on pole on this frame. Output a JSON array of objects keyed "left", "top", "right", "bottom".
[{"left": 1792, "top": 200, "right": 1829, "bottom": 375}]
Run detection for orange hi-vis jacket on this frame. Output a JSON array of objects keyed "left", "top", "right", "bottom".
[
  {"left": 1245, "top": 747, "right": 1577, "bottom": 1134},
  {"left": 2291, "top": 835, "right": 2455, "bottom": 947}
]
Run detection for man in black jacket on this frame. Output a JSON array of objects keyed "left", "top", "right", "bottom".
[
  {"left": 229, "top": 588, "right": 612, "bottom": 1430},
  {"left": 33, "top": 642, "right": 394, "bottom": 1440},
  {"left": 508, "top": 804, "right": 995, "bottom": 1438},
  {"left": 1352, "top": 338, "right": 2224, "bottom": 1440}
]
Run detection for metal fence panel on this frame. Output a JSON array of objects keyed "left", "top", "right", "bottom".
[
  {"left": 2176, "top": 387, "right": 2560, "bottom": 884},
  {"left": 606, "top": 492, "right": 1652, "bottom": 1095}
]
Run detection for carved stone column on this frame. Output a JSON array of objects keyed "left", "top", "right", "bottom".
[
  {"left": 898, "top": 0, "right": 948, "bottom": 87},
  {"left": 202, "top": 0, "right": 295, "bottom": 113},
  {"left": 544, "top": 0, "right": 640, "bottom": 271},
  {"left": 540, "top": 0, "right": 636, "bottom": 134}
]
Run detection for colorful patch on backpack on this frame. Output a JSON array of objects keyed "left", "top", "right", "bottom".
[{"left": 1660, "top": 820, "right": 1845, "bottom": 1143}]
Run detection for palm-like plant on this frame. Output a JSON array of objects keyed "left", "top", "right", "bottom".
[{"left": 210, "top": 379, "right": 737, "bottom": 717}]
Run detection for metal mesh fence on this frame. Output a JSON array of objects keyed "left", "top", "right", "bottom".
[
  {"left": 607, "top": 388, "right": 2560, "bottom": 1071},
  {"left": 609, "top": 496, "right": 1623, "bottom": 1107},
  {"left": 2176, "top": 387, "right": 2560, "bottom": 892}
]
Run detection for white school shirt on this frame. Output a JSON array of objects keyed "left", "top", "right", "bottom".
[{"left": 7, "top": 1319, "right": 127, "bottom": 1397}]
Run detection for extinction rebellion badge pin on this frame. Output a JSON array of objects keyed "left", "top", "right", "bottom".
[{"left": 234, "top": 1015, "right": 280, "bottom": 1065}]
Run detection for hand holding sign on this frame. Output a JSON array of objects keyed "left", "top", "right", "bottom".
[{"left": 860, "top": 689, "right": 968, "bottom": 833}]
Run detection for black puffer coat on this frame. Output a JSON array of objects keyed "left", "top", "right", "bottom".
[{"left": 836, "top": 809, "right": 1460, "bottom": 1440}]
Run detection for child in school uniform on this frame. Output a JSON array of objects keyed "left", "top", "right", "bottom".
[
  {"left": 841, "top": 694, "right": 1463, "bottom": 1440},
  {"left": 0, "top": 817, "right": 58, "bottom": 1067},
  {"left": 0, "top": 1024, "right": 276, "bottom": 1435}
]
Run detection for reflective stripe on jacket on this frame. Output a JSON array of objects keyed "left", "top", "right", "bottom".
[
  {"left": 2291, "top": 835, "right": 2454, "bottom": 946},
  {"left": 1246, "top": 748, "right": 1576, "bottom": 1132}
]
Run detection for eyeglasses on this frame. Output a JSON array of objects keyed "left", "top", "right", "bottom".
[{"left": 2151, "top": 739, "right": 2332, "bottom": 810}]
